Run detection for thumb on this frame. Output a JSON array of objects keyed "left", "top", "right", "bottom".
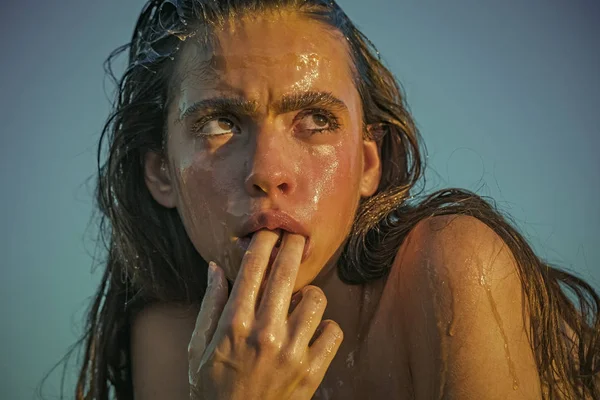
[{"left": 188, "top": 262, "right": 228, "bottom": 382}]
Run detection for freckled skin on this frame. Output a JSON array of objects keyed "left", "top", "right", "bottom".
[{"left": 165, "top": 14, "right": 367, "bottom": 290}]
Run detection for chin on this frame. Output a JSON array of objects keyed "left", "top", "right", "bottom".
[
  {"left": 294, "top": 260, "right": 328, "bottom": 291},
  {"left": 292, "top": 273, "right": 311, "bottom": 293}
]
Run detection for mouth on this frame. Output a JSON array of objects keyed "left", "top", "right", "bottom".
[
  {"left": 236, "top": 229, "right": 310, "bottom": 264},
  {"left": 236, "top": 210, "right": 311, "bottom": 264}
]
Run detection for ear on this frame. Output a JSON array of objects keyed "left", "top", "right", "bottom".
[
  {"left": 359, "top": 125, "right": 382, "bottom": 197},
  {"left": 144, "top": 151, "right": 177, "bottom": 208}
]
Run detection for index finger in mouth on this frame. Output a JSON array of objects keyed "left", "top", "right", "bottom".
[
  {"left": 255, "top": 232, "right": 306, "bottom": 323},
  {"left": 223, "top": 229, "right": 280, "bottom": 319}
]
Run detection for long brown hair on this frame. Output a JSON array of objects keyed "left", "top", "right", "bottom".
[{"left": 39, "top": 1, "right": 599, "bottom": 399}]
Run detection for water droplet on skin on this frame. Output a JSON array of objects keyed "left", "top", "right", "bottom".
[
  {"left": 432, "top": 263, "right": 457, "bottom": 337},
  {"left": 363, "top": 287, "right": 371, "bottom": 305},
  {"left": 478, "top": 260, "right": 520, "bottom": 390},
  {"left": 447, "top": 321, "right": 456, "bottom": 337},
  {"left": 315, "top": 386, "right": 333, "bottom": 400},
  {"left": 425, "top": 260, "right": 449, "bottom": 396},
  {"left": 345, "top": 350, "right": 355, "bottom": 368}
]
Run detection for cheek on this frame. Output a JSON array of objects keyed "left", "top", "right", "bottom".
[
  {"left": 305, "top": 142, "right": 362, "bottom": 212},
  {"left": 173, "top": 153, "right": 239, "bottom": 244},
  {"left": 173, "top": 154, "right": 249, "bottom": 277},
  {"left": 172, "top": 158, "right": 216, "bottom": 236},
  {"left": 174, "top": 146, "right": 242, "bottom": 215}
]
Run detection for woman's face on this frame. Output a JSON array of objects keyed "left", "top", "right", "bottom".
[{"left": 146, "top": 12, "right": 381, "bottom": 290}]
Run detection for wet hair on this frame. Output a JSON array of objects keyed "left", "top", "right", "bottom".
[{"left": 39, "top": 0, "right": 598, "bottom": 399}]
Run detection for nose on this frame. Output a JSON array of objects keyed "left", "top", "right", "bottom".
[{"left": 244, "top": 130, "right": 296, "bottom": 199}]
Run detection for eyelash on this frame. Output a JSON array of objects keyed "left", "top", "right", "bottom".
[
  {"left": 295, "top": 108, "right": 341, "bottom": 134},
  {"left": 190, "top": 109, "right": 342, "bottom": 136},
  {"left": 190, "top": 114, "right": 235, "bottom": 136}
]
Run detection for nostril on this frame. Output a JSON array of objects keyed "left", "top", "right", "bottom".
[
  {"left": 245, "top": 170, "right": 293, "bottom": 196},
  {"left": 252, "top": 182, "right": 288, "bottom": 194},
  {"left": 253, "top": 183, "right": 268, "bottom": 194}
]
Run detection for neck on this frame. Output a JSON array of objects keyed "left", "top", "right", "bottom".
[
  {"left": 311, "top": 260, "right": 384, "bottom": 346},
  {"left": 309, "top": 259, "right": 387, "bottom": 394}
]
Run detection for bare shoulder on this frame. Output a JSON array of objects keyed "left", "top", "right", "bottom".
[
  {"left": 389, "top": 214, "right": 519, "bottom": 292},
  {"left": 383, "top": 214, "right": 542, "bottom": 399},
  {"left": 130, "top": 301, "right": 200, "bottom": 400}
]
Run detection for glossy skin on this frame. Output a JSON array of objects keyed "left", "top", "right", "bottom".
[
  {"left": 140, "top": 10, "right": 543, "bottom": 400},
  {"left": 145, "top": 12, "right": 381, "bottom": 291},
  {"left": 144, "top": 11, "right": 380, "bottom": 399},
  {"left": 188, "top": 229, "right": 343, "bottom": 399},
  {"left": 130, "top": 216, "right": 544, "bottom": 399}
]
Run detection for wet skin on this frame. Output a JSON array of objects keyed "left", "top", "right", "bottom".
[
  {"left": 142, "top": 11, "right": 543, "bottom": 400},
  {"left": 189, "top": 229, "right": 346, "bottom": 399},
  {"left": 147, "top": 12, "right": 381, "bottom": 291},
  {"left": 144, "top": 11, "right": 383, "bottom": 399}
]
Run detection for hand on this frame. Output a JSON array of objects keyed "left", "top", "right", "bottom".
[{"left": 188, "top": 230, "right": 344, "bottom": 400}]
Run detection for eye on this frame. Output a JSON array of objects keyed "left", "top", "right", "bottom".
[
  {"left": 295, "top": 110, "right": 340, "bottom": 133},
  {"left": 311, "top": 113, "right": 329, "bottom": 128},
  {"left": 194, "top": 117, "right": 239, "bottom": 136}
]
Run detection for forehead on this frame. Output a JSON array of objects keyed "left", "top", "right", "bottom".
[{"left": 172, "top": 13, "right": 356, "bottom": 103}]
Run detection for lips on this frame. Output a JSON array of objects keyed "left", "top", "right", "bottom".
[
  {"left": 236, "top": 210, "right": 311, "bottom": 262},
  {"left": 239, "top": 210, "right": 310, "bottom": 238}
]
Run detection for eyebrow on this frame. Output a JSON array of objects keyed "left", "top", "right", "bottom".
[
  {"left": 178, "top": 91, "right": 348, "bottom": 122},
  {"left": 179, "top": 97, "right": 259, "bottom": 122},
  {"left": 275, "top": 91, "right": 348, "bottom": 114}
]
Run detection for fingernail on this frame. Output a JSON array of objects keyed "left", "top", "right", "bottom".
[{"left": 208, "top": 261, "right": 217, "bottom": 286}]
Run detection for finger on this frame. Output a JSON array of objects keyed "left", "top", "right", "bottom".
[
  {"left": 188, "top": 262, "right": 228, "bottom": 379},
  {"left": 256, "top": 233, "right": 305, "bottom": 322},
  {"left": 288, "top": 289, "right": 303, "bottom": 316},
  {"left": 286, "top": 286, "right": 327, "bottom": 350},
  {"left": 307, "top": 320, "right": 344, "bottom": 381},
  {"left": 224, "top": 229, "right": 279, "bottom": 318}
]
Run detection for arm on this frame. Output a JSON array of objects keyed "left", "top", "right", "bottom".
[
  {"left": 130, "top": 302, "right": 200, "bottom": 400},
  {"left": 392, "top": 215, "right": 542, "bottom": 399}
]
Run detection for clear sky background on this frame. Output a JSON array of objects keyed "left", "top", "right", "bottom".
[{"left": 1, "top": 0, "right": 598, "bottom": 398}]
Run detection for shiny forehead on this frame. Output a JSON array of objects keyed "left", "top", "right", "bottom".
[{"left": 169, "top": 11, "right": 356, "bottom": 102}]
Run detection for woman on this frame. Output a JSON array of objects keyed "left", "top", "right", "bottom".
[{"left": 68, "top": 0, "right": 599, "bottom": 398}]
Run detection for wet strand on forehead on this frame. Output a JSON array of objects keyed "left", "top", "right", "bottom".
[{"left": 129, "top": 1, "right": 362, "bottom": 74}]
